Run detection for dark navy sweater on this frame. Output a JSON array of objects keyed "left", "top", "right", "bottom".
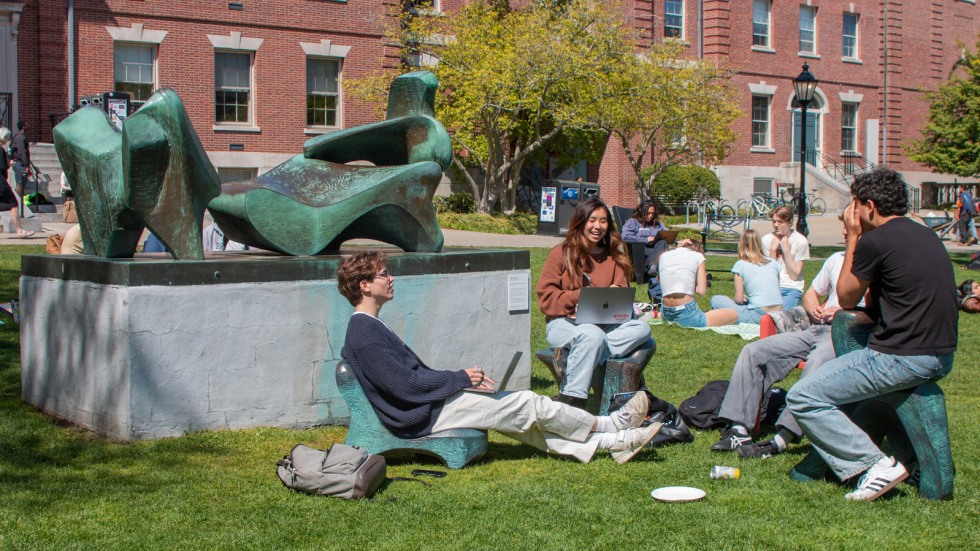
[{"left": 341, "top": 313, "right": 472, "bottom": 438}]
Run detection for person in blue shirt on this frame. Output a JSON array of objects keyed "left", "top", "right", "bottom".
[
  {"left": 709, "top": 229, "right": 782, "bottom": 324},
  {"left": 620, "top": 199, "right": 670, "bottom": 275}
]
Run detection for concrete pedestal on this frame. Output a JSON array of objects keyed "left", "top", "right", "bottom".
[{"left": 19, "top": 249, "right": 531, "bottom": 440}]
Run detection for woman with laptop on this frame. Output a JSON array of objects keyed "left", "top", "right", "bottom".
[
  {"left": 621, "top": 199, "right": 673, "bottom": 276},
  {"left": 536, "top": 198, "right": 654, "bottom": 410},
  {"left": 658, "top": 239, "right": 739, "bottom": 327}
]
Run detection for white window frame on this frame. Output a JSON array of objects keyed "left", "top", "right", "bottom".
[
  {"left": 841, "top": 102, "right": 859, "bottom": 154},
  {"left": 300, "top": 40, "right": 351, "bottom": 134},
  {"left": 218, "top": 167, "right": 258, "bottom": 184},
  {"left": 842, "top": 13, "right": 860, "bottom": 61},
  {"left": 113, "top": 43, "right": 156, "bottom": 112},
  {"left": 105, "top": 24, "right": 168, "bottom": 113},
  {"left": 664, "top": 0, "right": 684, "bottom": 40},
  {"left": 752, "top": 0, "right": 772, "bottom": 50},
  {"left": 306, "top": 57, "right": 342, "bottom": 129},
  {"left": 214, "top": 51, "right": 254, "bottom": 126},
  {"left": 799, "top": 5, "right": 818, "bottom": 56},
  {"left": 751, "top": 95, "right": 772, "bottom": 150},
  {"left": 208, "top": 32, "right": 263, "bottom": 132}
]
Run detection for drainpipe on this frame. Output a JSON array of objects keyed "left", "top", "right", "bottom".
[
  {"left": 881, "top": 0, "right": 888, "bottom": 167},
  {"left": 697, "top": 0, "right": 703, "bottom": 59},
  {"left": 68, "top": 0, "right": 75, "bottom": 111}
]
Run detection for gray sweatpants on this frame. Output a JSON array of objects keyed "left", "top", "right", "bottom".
[{"left": 717, "top": 324, "right": 835, "bottom": 437}]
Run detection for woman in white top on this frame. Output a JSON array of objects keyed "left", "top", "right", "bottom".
[{"left": 658, "top": 239, "right": 738, "bottom": 327}]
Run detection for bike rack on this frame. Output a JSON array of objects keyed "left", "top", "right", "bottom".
[{"left": 699, "top": 212, "right": 750, "bottom": 253}]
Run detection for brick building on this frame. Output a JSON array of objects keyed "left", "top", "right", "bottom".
[{"left": 4, "top": 0, "right": 980, "bottom": 210}]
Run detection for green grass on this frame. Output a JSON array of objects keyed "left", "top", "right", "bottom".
[{"left": 1, "top": 245, "right": 979, "bottom": 549}]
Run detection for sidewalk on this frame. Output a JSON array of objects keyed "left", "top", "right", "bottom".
[{"left": 4, "top": 215, "right": 976, "bottom": 254}]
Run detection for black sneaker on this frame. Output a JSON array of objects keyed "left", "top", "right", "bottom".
[
  {"left": 710, "top": 427, "right": 752, "bottom": 451},
  {"left": 737, "top": 439, "right": 780, "bottom": 459}
]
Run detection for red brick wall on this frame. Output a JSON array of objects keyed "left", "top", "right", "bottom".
[{"left": 20, "top": 0, "right": 398, "bottom": 149}]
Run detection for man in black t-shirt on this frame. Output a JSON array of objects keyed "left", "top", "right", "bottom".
[{"left": 787, "top": 168, "right": 957, "bottom": 501}]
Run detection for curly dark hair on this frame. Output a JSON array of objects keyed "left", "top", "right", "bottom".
[
  {"left": 850, "top": 168, "right": 909, "bottom": 216},
  {"left": 338, "top": 251, "right": 388, "bottom": 306}
]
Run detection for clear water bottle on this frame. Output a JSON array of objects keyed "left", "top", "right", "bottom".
[{"left": 710, "top": 466, "right": 741, "bottom": 479}]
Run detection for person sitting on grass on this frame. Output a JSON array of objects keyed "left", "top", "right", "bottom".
[
  {"left": 537, "top": 198, "right": 654, "bottom": 410},
  {"left": 787, "top": 168, "right": 957, "bottom": 501},
  {"left": 711, "top": 214, "right": 864, "bottom": 458},
  {"left": 339, "top": 250, "right": 662, "bottom": 464},
  {"left": 709, "top": 229, "right": 782, "bottom": 324},
  {"left": 761, "top": 206, "right": 810, "bottom": 310},
  {"left": 957, "top": 279, "right": 980, "bottom": 314},
  {"left": 657, "top": 238, "right": 738, "bottom": 327}
]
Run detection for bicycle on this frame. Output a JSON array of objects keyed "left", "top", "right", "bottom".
[{"left": 749, "top": 193, "right": 776, "bottom": 219}]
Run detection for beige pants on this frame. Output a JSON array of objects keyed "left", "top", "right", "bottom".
[{"left": 432, "top": 390, "right": 602, "bottom": 463}]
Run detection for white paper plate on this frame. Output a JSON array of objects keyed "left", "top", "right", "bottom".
[{"left": 650, "top": 486, "right": 706, "bottom": 503}]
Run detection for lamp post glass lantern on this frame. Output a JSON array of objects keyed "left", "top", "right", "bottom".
[{"left": 793, "top": 63, "right": 817, "bottom": 236}]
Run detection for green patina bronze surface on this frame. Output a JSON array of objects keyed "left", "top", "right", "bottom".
[
  {"left": 336, "top": 362, "right": 486, "bottom": 469},
  {"left": 123, "top": 88, "right": 221, "bottom": 260},
  {"left": 208, "top": 71, "right": 452, "bottom": 256},
  {"left": 53, "top": 108, "right": 144, "bottom": 258},
  {"left": 53, "top": 89, "right": 220, "bottom": 259}
]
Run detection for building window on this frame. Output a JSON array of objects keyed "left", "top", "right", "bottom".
[
  {"left": 843, "top": 13, "right": 859, "bottom": 59},
  {"left": 799, "top": 6, "right": 817, "bottom": 54},
  {"left": 841, "top": 102, "right": 858, "bottom": 153},
  {"left": 218, "top": 167, "right": 258, "bottom": 184},
  {"left": 114, "top": 44, "right": 155, "bottom": 112},
  {"left": 752, "top": 95, "right": 770, "bottom": 148},
  {"left": 215, "top": 52, "right": 252, "bottom": 124},
  {"left": 664, "top": 0, "right": 684, "bottom": 39},
  {"left": 752, "top": 0, "right": 771, "bottom": 48},
  {"left": 307, "top": 58, "right": 341, "bottom": 127},
  {"left": 754, "top": 178, "right": 774, "bottom": 196}
]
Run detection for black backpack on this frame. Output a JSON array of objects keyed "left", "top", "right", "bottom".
[
  {"left": 609, "top": 389, "right": 694, "bottom": 447},
  {"left": 679, "top": 380, "right": 729, "bottom": 429},
  {"left": 968, "top": 253, "right": 980, "bottom": 271}
]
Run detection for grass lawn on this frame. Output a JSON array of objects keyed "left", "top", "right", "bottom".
[{"left": 1, "top": 244, "right": 978, "bottom": 549}]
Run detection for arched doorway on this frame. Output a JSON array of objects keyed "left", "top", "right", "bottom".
[{"left": 790, "top": 92, "right": 825, "bottom": 165}]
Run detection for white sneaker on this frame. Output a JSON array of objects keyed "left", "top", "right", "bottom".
[
  {"left": 611, "top": 392, "right": 650, "bottom": 430},
  {"left": 845, "top": 456, "right": 908, "bottom": 501},
  {"left": 609, "top": 423, "right": 662, "bottom": 464}
]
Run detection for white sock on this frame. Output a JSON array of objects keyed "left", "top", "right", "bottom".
[
  {"left": 595, "top": 432, "right": 620, "bottom": 450},
  {"left": 772, "top": 433, "right": 788, "bottom": 451},
  {"left": 732, "top": 424, "right": 749, "bottom": 435},
  {"left": 595, "top": 416, "right": 618, "bottom": 434}
]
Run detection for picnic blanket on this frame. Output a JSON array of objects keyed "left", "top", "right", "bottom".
[{"left": 648, "top": 316, "right": 760, "bottom": 341}]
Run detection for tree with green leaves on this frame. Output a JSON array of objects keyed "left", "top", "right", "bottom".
[
  {"left": 907, "top": 43, "right": 980, "bottom": 177},
  {"left": 377, "top": 0, "right": 634, "bottom": 213},
  {"left": 589, "top": 42, "right": 740, "bottom": 199}
]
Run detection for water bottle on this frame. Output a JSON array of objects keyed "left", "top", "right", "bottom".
[{"left": 710, "top": 465, "right": 741, "bottom": 480}]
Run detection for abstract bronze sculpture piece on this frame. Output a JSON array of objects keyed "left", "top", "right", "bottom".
[
  {"left": 208, "top": 71, "right": 452, "bottom": 255},
  {"left": 53, "top": 88, "right": 221, "bottom": 259}
]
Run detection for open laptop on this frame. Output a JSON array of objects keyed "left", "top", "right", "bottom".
[
  {"left": 656, "top": 230, "right": 679, "bottom": 245},
  {"left": 575, "top": 287, "right": 636, "bottom": 325}
]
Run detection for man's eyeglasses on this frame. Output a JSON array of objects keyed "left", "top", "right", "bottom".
[{"left": 373, "top": 270, "right": 392, "bottom": 280}]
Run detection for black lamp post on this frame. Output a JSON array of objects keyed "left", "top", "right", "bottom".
[{"left": 793, "top": 63, "right": 817, "bottom": 236}]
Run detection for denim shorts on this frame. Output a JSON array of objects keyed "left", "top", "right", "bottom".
[{"left": 661, "top": 300, "right": 707, "bottom": 328}]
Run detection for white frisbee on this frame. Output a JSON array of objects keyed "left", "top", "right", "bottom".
[{"left": 650, "top": 486, "right": 707, "bottom": 503}]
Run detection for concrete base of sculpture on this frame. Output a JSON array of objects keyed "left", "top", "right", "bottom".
[{"left": 19, "top": 250, "right": 531, "bottom": 441}]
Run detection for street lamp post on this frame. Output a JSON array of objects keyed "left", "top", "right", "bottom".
[{"left": 793, "top": 63, "right": 817, "bottom": 237}]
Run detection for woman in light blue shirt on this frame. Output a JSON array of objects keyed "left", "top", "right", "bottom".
[{"left": 710, "top": 229, "right": 782, "bottom": 324}]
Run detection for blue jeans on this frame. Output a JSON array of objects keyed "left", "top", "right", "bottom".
[
  {"left": 709, "top": 295, "right": 766, "bottom": 324},
  {"left": 661, "top": 300, "right": 707, "bottom": 328},
  {"left": 780, "top": 288, "right": 802, "bottom": 310},
  {"left": 545, "top": 318, "right": 653, "bottom": 399},
  {"left": 786, "top": 348, "right": 954, "bottom": 480}
]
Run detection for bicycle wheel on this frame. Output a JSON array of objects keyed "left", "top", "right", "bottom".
[
  {"left": 809, "top": 198, "right": 827, "bottom": 216},
  {"left": 718, "top": 204, "right": 736, "bottom": 219},
  {"left": 735, "top": 198, "right": 748, "bottom": 216}
]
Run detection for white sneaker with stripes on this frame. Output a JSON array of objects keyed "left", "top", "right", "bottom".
[{"left": 845, "top": 456, "right": 908, "bottom": 501}]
